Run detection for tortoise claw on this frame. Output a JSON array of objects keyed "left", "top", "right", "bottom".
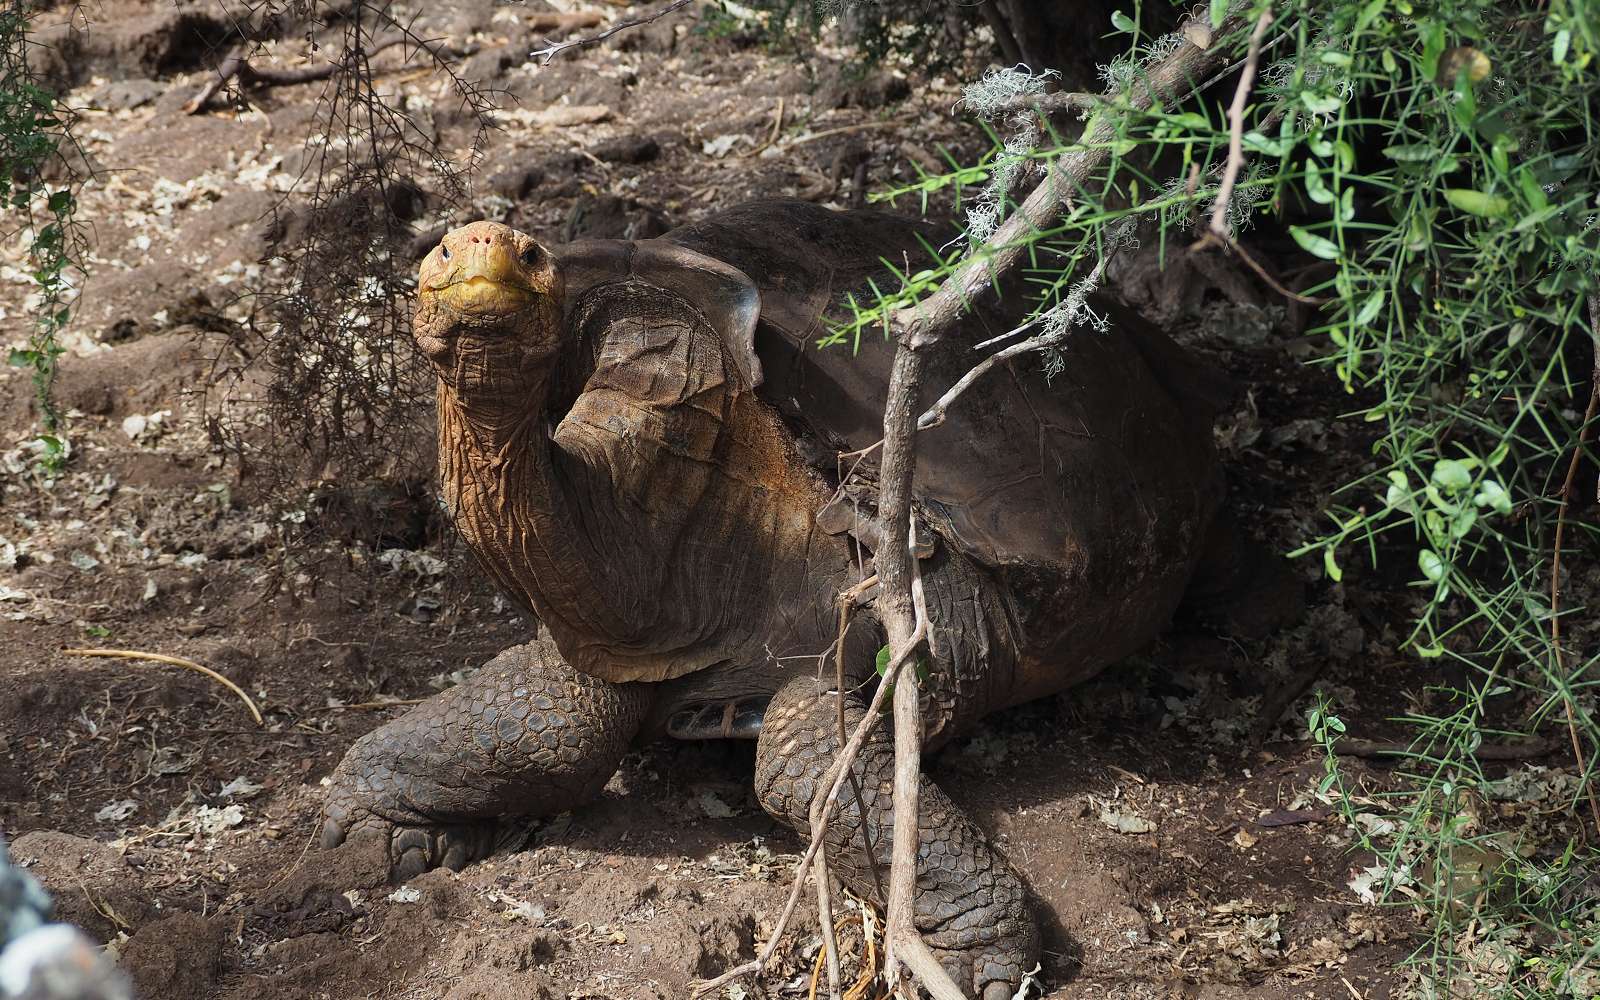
[
  {"left": 319, "top": 791, "right": 496, "bottom": 882},
  {"left": 981, "top": 983, "right": 1014, "bottom": 1000}
]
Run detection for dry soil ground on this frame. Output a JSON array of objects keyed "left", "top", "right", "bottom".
[{"left": 0, "top": 2, "right": 1497, "bottom": 997}]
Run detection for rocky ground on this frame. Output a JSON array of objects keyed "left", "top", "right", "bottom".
[{"left": 1, "top": 1, "right": 1558, "bottom": 998}]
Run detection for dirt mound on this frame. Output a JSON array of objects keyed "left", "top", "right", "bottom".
[{"left": 120, "top": 912, "right": 227, "bottom": 1000}]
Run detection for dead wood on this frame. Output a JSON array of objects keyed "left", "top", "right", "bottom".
[{"left": 184, "top": 34, "right": 450, "bottom": 115}]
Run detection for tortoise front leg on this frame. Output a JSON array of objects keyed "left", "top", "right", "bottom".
[
  {"left": 754, "top": 676, "right": 1038, "bottom": 1000},
  {"left": 320, "top": 634, "right": 650, "bottom": 880}
]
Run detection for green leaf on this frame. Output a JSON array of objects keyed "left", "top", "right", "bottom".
[
  {"left": 1419, "top": 20, "right": 1445, "bottom": 80},
  {"left": 1553, "top": 28, "right": 1571, "bottom": 65},
  {"left": 1208, "top": 0, "right": 1228, "bottom": 29},
  {"left": 1474, "top": 480, "right": 1513, "bottom": 514},
  {"left": 1431, "top": 459, "right": 1474, "bottom": 491},
  {"left": 875, "top": 644, "right": 891, "bottom": 675},
  {"left": 1418, "top": 549, "right": 1445, "bottom": 583},
  {"left": 1443, "top": 188, "right": 1509, "bottom": 217},
  {"left": 1304, "top": 166, "right": 1336, "bottom": 205},
  {"left": 1242, "top": 132, "right": 1286, "bottom": 156},
  {"left": 1300, "top": 91, "right": 1342, "bottom": 115},
  {"left": 1289, "top": 225, "right": 1341, "bottom": 259},
  {"left": 1110, "top": 10, "right": 1136, "bottom": 32},
  {"left": 1517, "top": 169, "right": 1549, "bottom": 211},
  {"left": 1382, "top": 144, "right": 1437, "bottom": 162},
  {"left": 1384, "top": 470, "right": 1414, "bottom": 512},
  {"left": 9, "top": 348, "right": 40, "bottom": 367},
  {"left": 1354, "top": 290, "right": 1386, "bottom": 326},
  {"left": 1323, "top": 547, "right": 1343, "bottom": 583},
  {"left": 1355, "top": 0, "right": 1387, "bottom": 32}
]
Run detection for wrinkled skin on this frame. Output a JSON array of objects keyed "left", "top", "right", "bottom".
[{"left": 320, "top": 201, "right": 1261, "bottom": 998}]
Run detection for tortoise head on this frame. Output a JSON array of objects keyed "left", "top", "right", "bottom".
[{"left": 415, "top": 221, "right": 562, "bottom": 399}]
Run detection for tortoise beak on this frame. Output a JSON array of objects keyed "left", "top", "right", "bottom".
[{"left": 427, "top": 231, "right": 538, "bottom": 318}]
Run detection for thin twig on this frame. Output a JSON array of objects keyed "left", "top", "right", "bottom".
[
  {"left": 884, "top": 538, "right": 965, "bottom": 998},
  {"left": 1207, "top": 9, "right": 1274, "bottom": 239},
  {"left": 833, "top": 589, "right": 886, "bottom": 900},
  {"left": 788, "top": 121, "right": 902, "bottom": 147},
  {"left": 1226, "top": 237, "right": 1328, "bottom": 305},
  {"left": 691, "top": 640, "right": 921, "bottom": 998},
  {"left": 63, "top": 648, "right": 264, "bottom": 725},
  {"left": 744, "top": 96, "right": 786, "bottom": 158},
  {"left": 531, "top": 0, "right": 696, "bottom": 65},
  {"left": 184, "top": 34, "right": 442, "bottom": 114},
  {"left": 1549, "top": 293, "right": 1600, "bottom": 837},
  {"left": 987, "top": 90, "right": 1101, "bottom": 117},
  {"left": 1335, "top": 737, "right": 1561, "bottom": 761},
  {"left": 916, "top": 262, "right": 1107, "bottom": 432},
  {"left": 816, "top": 856, "right": 841, "bottom": 1000},
  {"left": 309, "top": 697, "right": 428, "bottom": 712}
]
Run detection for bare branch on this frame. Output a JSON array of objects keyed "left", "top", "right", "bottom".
[
  {"left": 815, "top": 857, "right": 841, "bottom": 1000},
  {"left": 882, "top": 541, "right": 964, "bottom": 998},
  {"left": 532, "top": 0, "right": 696, "bottom": 65},
  {"left": 892, "top": 933, "right": 968, "bottom": 1000},
  {"left": 987, "top": 90, "right": 1100, "bottom": 117},
  {"left": 895, "top": 11, "right": 1256, "bottom": 351},
  {"left": 708, "top": 17, "right": 1270, "bottom": 999},
  {"left": 917, "top": 325, "right": 1048, "bottom": 431},
  {"left": 1207, "top": 8, "right": 1274, "bottom": 239},
  {"left": 184, "top": 33, "right": 451, "bottom": 115},
  {"left": 690, "top": 635, "right": 922, "bottom": 998}
]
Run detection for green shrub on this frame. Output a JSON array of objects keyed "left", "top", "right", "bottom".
[
  {"left": 841, "top": 1, "right": 1600, "bottom": 991},
  {"left": 1, "top": 3, "right": 86, "bottom": 465}
]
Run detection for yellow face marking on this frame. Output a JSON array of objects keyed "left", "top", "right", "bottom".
[{"left": 419, "top": 222, "right": 549, "bottom": 319}]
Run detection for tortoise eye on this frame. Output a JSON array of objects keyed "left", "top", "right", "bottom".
[
  {"left": 440, "top": 245, "right": 452, "bottom": 261},
  {"left": 520, "top": 244, "right": 542, "bottom": 266}
]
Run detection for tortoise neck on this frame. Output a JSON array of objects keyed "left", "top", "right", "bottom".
[{"left": 436, "top": 380, "right": 631, "bottom": 648}]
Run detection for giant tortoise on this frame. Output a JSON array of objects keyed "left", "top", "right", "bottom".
[{"left": 319, "top": 199, "right": 1278, "bottom": 997}]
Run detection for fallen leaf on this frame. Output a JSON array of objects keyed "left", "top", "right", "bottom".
[
  {"left": 95, "top": 800, "right": 137, "bottom": 822},
  {"left": 1098, "top": 806, "right": 1155, "bottom": 834}
]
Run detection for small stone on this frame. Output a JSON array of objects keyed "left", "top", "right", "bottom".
[{"left": 592, "top": 135, "right": 659, "bottom": 165}]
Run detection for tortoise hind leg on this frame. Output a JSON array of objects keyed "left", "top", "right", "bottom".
[
  {"left": 320, "top": 634, "right": 649, "bottom": 881},
  {"left": 1181, "top": 513, "right": 1306, "bottom": 639},
  {"left": 754, "top": 676, "right": 1038, "bottom": 1000}
]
